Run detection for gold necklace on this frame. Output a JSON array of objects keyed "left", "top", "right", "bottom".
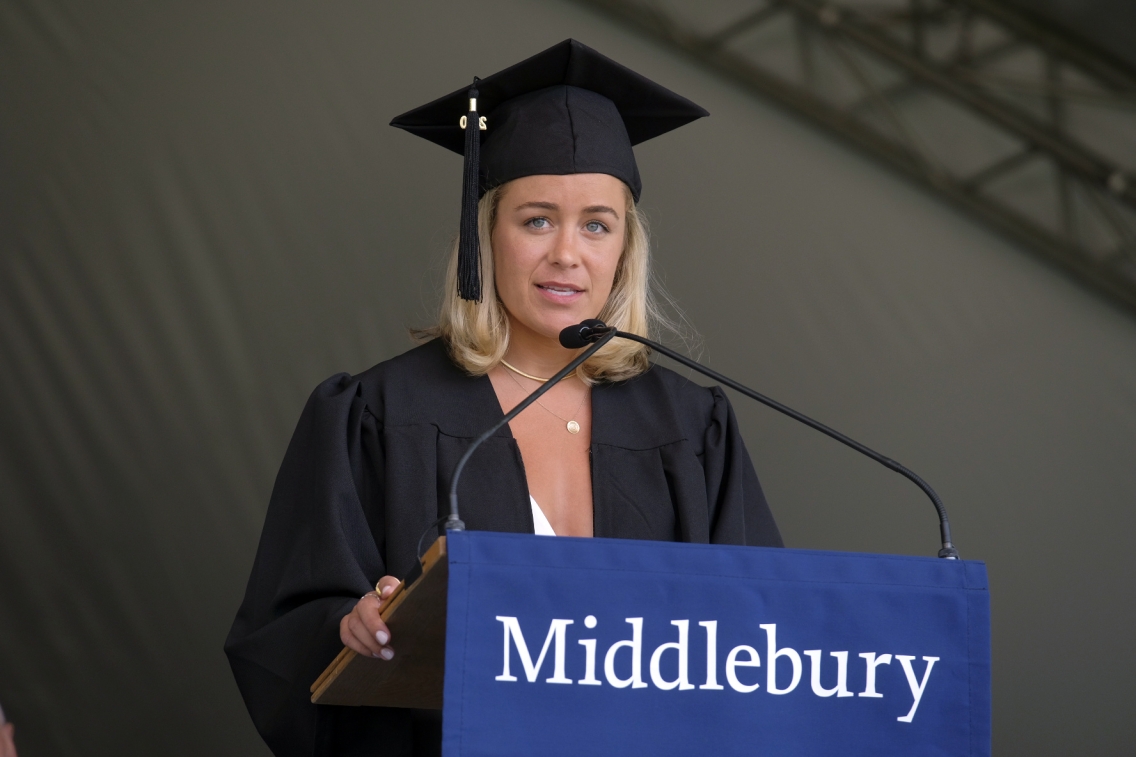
[
  {"left": 501, "top": 364, "right": 588, "bottom": 434},
  {"left": 500, "top": 359, "right": 575, "bottom": 383}
]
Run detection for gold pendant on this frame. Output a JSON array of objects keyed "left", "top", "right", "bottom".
[{"left": 566, "top": 420, "right": 581, "bottom": 434}]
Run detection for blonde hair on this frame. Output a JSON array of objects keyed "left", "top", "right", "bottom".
[{"left": 420, "top": 181, "right": 670, "bottom": 384}]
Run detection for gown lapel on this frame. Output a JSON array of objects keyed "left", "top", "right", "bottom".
[{"left": 448, "top": 365, "right": 693, "bottom": 542}]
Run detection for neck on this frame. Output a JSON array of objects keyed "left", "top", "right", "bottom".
[{"left": 504, "top": 316, "right": 580, "bottom": 379}]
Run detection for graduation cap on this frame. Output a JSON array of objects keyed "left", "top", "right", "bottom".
[{"left": 391, "top": 39, "right": 708, "bottom": 301}]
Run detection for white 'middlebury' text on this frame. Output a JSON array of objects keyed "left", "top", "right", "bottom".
[{"left": 494, "top": 616, "right": 939, "bottom": 723}]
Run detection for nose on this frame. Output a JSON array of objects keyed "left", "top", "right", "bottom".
[{"left": 546, "top": 228, "right": 581, "bottom": 268}]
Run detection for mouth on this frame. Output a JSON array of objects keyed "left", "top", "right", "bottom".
[{"left": 536, "top": 282, "right": 585, "bottom": 301}]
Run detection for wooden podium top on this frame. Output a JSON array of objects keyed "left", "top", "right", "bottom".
[{"left": 310, "top": 537, "right": 448, "bottom": 709}]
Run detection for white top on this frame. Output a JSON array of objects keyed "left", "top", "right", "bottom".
[{"left": 530, "top": 495, "right": 556, "bottom": 536}]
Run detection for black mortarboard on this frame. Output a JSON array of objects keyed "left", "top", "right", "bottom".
[{"left": 391, "top": 39, "right": 708, "bottom": 301}]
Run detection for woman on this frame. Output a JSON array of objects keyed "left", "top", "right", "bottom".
[{"left": 226, "top": 40, "right": 781, "bottom": 757}]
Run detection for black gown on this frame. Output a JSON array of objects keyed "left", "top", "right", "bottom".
[{"left": 225, "top": 338, "right": 782, "bottom": 757}]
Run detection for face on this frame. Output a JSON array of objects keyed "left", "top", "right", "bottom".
[{"left": 492, "top": 173, "right": 628, "bottom": 343}]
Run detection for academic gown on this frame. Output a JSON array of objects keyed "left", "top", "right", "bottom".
[{"left": 225, "top": 338, "right": 782, "bottom": 757}]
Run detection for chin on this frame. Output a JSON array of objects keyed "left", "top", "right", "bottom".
[
  {"left": 536, "top": 319, "right": 576, "bottom": 340},
  {"left": 513, "top": 295, "right": 599, "bottom": 341},
  {"left": 531, "top": 311, "right": 588, "bottom": 340}
]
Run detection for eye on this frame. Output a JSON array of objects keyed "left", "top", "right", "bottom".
[
  {"left": 525, "top": 216, "right": 551, "bottom": 230},
  {"left": 585, "top": 220, "right": 609, "bottom": 233}
]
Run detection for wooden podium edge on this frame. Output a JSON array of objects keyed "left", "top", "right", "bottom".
[{"left": 310, "top": 536, "right": 448, "bottom": 701}]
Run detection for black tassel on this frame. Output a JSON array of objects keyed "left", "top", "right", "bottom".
[{"left": 457, "top": 78, "right": 483, "bottom": 301}]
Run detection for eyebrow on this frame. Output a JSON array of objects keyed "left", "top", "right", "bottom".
[
  {"left": 513, "top": 201, "right": 621, "bottom": 220},
  {"left": 584, "top": 204, "right": 620, "bottom": 219}
]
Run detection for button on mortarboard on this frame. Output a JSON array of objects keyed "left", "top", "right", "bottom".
[{"left": 391, "top": 39, "right": 708, "bottom": 301}]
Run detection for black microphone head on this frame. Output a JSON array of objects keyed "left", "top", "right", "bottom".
[
  {"left": 559, "top": 319, "right": 609, "bottom": 349},
  {"left": 558, "top": 322, "right": 591, "bottom": 349}
]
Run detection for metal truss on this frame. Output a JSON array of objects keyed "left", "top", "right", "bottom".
[{"left": 577, "top": 0, "right": 1136, "bottom": 312}]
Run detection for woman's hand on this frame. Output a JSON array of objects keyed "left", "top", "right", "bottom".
[{"left": 340, "top": 575, "right": 401, "bottom": 660}]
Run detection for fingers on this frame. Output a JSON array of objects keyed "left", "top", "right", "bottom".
[
  {"left": 340, "top": 597, "right": 395, "bottom": 660},
  {"left": 339, "top": 606, "right": 377, "bottom": 657},
  {"left": 338, "top": 576, "right": 402, "bottom": 660},
  {"left": 340, "top": 612, "right": 369, "bottom": 656},
  {"left": 377, "top": 576, "right": 401, "bottom": 603},
  {"left": 358, "top": 594, "right": 393, "bottom": 647},
  {"left": 351, "top": 609, "right": 394, "bottom": 660}
]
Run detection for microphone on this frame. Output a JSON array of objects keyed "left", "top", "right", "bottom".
[
  {"left": 560, "top": 320, "right": 959, "bottom": 559},
  {"left": 445, "top": 329, "right": 618, "bottom": 532}
]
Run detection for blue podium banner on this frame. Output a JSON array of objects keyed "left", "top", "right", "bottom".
[{"left": 441, "top": 531, "right": 990, "bottom": 757}]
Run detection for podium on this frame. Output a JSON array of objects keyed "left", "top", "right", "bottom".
[
  {"left": 313, "top": 531, "right": 991, "bottom": 756},
  {"left": 311, "top": 537, "right": 449, "bottom": 708}
]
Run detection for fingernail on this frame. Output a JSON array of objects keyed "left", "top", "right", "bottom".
[
  {"left": 380, "top": 648, "right": 394, "bottom": 661},
  {"left": 379, "top": 585, "right": 391, "bottom": 597},
  {"left": 376, "top": 630, "right": 389, "bottom": 645},
  {"left": 372, "top": 652, "right": 380, "bottom": 659}
]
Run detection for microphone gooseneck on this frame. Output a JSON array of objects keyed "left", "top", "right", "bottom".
[
  {"left": 559, "top": 321, "right": 959, "bottom": 559},
  {"left": 446, "top": 330, "right": 618, "bottom": 532}
]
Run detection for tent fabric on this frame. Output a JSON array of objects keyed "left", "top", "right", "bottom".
[{"left": 1, "top": 1, "right": 1134, "bottom": 755}]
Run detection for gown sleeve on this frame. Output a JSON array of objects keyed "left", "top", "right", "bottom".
[
  {"left": 703, "top": 386, "right": 784, "bottom": 548},
  {"left": 224, "top": 374, "right": 416, "bottom": 756}
]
